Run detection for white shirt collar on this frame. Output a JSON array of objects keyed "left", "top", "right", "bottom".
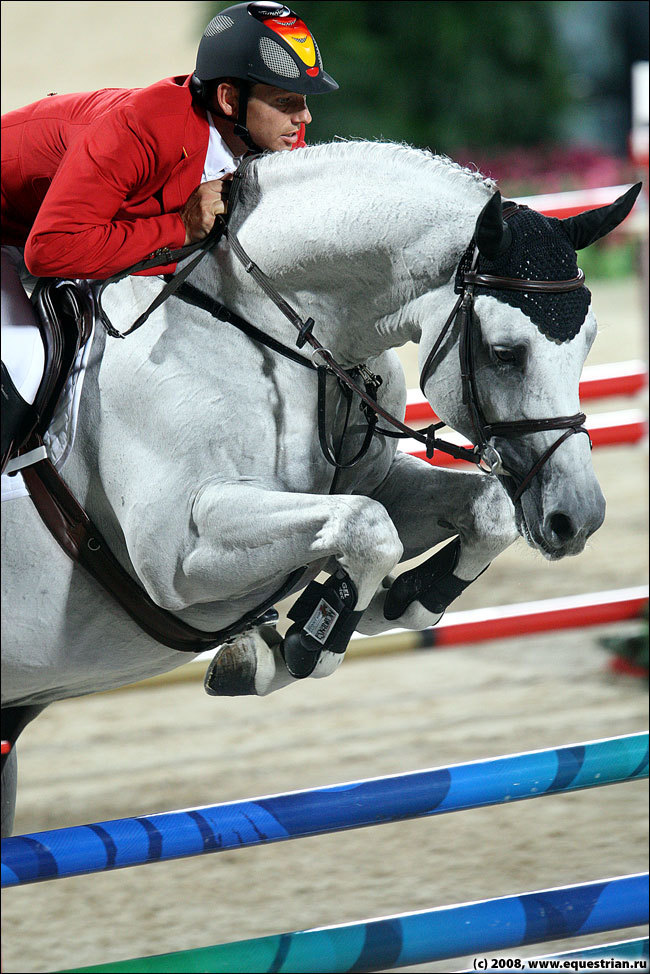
[{"left": 202, "top": 112, "right": 242, "bottom": 183}]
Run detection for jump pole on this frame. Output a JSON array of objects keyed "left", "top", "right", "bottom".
[
  {"left": 508, "top": 936, "right": 649, "bottom": 972},
  {"left": 56, "top": 874, "right": 649, "bottom": 974},
  {"left": 3, "top": 732, "right": 647, "bottom": 888},
  {"left": 348, "top": 585, "right": 649, "bottom": 658}
]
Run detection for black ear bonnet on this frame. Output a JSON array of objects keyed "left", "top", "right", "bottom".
[{"left": 455, "top": 205, "right": 591, "bottom": 342}]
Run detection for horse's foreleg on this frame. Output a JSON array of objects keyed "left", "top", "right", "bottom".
[
  {"left": 1, "top": 746, "right": 17, "bottom": 837},
  {"left": 0, "top": 704, "right": 45, "bottom": 836},
  {"left": 180, "top": 483, "right": 403, "bottom": 695},
  {"left": 183, "top": 483, "right": 403, "bottom": 610},
  {"left": 359, "top": 453, "right": 518, "bottom": 635}
]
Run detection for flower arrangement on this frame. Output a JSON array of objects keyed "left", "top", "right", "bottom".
[
  {"left": 455, "top": 144, "right": 644, "bottom": 279},
  {"left": 455, "top": 144, "right": 639, "bottom": 198}
]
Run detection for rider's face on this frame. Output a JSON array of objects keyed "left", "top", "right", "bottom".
[{"left": 246, "top": 84, "right": 312, "bottom": 151}]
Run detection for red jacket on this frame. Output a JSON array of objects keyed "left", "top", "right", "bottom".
[{"left": 1, "top": 75, "right": 304, "bottom": 279}]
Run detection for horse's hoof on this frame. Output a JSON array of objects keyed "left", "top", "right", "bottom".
[
  {"left": 204, "top": 626, "right": 292, "bottom": 697},
  {"left": 204, "top": 641, "right": 257, "bottom": 696}
]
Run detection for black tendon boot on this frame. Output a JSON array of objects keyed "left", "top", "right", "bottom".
[
  {"left": 1, "top": 362, "right": 37, "bottom": 475},
  {"left": 282, "top": 570, "right": 363, "bottom": 678},
  {"left": 383, "top": 536, "right": 488, "bottom": 621}
]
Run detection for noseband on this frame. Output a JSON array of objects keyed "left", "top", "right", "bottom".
[{"left": 419, "top": 209, "right": 590, "bottom": 503}]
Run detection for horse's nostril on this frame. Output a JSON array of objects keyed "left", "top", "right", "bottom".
[{"left": 548, "top": 512, "right": 575, "bottom": 545}]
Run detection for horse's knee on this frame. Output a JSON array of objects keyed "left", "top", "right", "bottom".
[
  {"left": 348, "top": 495, "right": 403, "bottom": 564},
  {"left": 321, "top": 495, "right": 400, "bottom": 560},
  {"left": 320, "top": 496, "right": 402, "bottom": 605},
  {"left": 461, "top": 479, "right": 517, "bottom": 551}
]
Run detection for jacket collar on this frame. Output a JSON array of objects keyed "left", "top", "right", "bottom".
[{"left": 162, "top": 78, "right": 210, "bottom": 213}]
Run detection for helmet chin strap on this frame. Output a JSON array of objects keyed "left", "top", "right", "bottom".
[{"left": 232, "top": 80, "right": 262, "bottom": 153}]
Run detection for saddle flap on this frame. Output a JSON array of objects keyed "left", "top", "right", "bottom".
[{"left": 32, "top": 280, "right": 93, "bottom": 435}]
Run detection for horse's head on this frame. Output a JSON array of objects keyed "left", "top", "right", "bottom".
[{"left": 422, "top": 183, "right": 641, "bottom": 559}]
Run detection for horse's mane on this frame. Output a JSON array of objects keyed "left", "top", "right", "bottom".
[
  {"left": 253, "top": 138, "right": 497, "bottom": 194},
  {"left": 217, "top": 139, "right": 497, "bottom": 299}
]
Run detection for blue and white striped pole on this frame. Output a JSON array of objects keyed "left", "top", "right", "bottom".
[
  {"left": 56, "top": 874, "right": 649, "bottom": 973},
  {"left": 3, "top": 732, "right": 647, "bottom": 887}
]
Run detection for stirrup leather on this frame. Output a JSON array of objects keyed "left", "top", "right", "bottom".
[{"left": 1, "top": 363, "right": 38, "bottom": 475}]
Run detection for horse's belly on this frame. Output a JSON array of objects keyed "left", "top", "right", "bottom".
[{"left": 1, "top": 498, "right": 188, "bottom": 707}]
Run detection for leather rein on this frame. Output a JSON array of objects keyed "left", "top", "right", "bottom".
[
  {"left": 159, "top": 158, "right": 496, "bottom": 473},
  {"left": 96, "top": 158, "right": 590, "bottom": 500},
  {"left": 201, "top": 198, "right": 590, "bottom": 505}
]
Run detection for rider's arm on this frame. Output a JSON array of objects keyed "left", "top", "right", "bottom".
[{"left": 24, "top": 106, "right": 189, "bottom": 279}]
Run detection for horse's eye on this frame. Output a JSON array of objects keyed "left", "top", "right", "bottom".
[{"left": 492, "top": 346, "right": 522, "bottom": 365}]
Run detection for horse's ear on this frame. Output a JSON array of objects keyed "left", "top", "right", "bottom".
[
  {"left": 562, "top": 182, "right": 642, "bottom": 251},
  {"left": 475, "top": 191, "right": 512, "bottom": 259}
]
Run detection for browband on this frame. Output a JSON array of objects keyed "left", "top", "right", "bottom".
[{"left": 463, "top": 269, "right": 586, "bottom": 294}]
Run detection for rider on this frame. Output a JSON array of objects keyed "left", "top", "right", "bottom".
[{"left": 0, "top": 1, "right": 338, "bottom": 474}]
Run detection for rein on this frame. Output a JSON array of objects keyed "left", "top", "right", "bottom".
[
  {"left": 208, "top": 210, "right": 483, "bottom": 470},
  {"left": 96, "top": 160, "right": 591, "bottom": 501},
  {"left": 94, "top": 154, "right": 271, "bottom": 340},
  {"left": 95, "top": 221, "right": 226, "bottom": 339}
]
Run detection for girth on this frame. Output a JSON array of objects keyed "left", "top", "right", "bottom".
[{"left": 21, "top": 449, "right": 305, "bottom": 653}]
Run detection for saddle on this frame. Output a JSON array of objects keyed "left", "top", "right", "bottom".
[
  {"left": 3, "top": 279, "right": 93, "bottom": 475},
  {"left": 1, "top": 282, "right": 94, "bottom": 769}
]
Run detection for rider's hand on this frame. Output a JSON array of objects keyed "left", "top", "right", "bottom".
[{"left": 179, "top": 175, "right": 232, "bottom": 245}]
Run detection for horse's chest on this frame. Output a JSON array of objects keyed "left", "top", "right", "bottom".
[
  {"left": 104, "top": 335, "right": 399, "bottom": 494},
  {"left": 200, "top": 363, "right": 391, "bottom": 493}
]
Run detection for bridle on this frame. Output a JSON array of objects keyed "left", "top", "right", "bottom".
[
  {"left": 418, "top": 206, "right": 590, "bottom": 503},
  {"left": 212, "top": 198, "right": 591, "bottom": 505},
  {"left": 98, "top": 163, "right": 591, "bottom": 506}
]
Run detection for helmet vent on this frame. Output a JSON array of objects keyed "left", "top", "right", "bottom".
[
  {"left": 203, "top": 14, "right": 235, "bottom": 37},
  {"left": 313, "top": 38, "right": 323, "bottom": 69},
  {"left": 258, "top": 36, "right": 301, "bottom": 78}
]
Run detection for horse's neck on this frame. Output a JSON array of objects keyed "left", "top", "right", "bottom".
[{"left": 193, "top": 146, "right": 492, "bottom": 366}]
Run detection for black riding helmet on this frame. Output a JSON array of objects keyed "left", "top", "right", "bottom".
[{"left": 192, "top": 1, "right": 338, "bottom": 149}]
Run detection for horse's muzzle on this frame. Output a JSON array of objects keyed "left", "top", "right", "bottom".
[{"left": 521, "top": 484, "right": 606, "bottom": 559}]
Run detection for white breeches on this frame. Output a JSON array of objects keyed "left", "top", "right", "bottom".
[{"left": 1, "top": 247, "right": 45, "bottom": 404}]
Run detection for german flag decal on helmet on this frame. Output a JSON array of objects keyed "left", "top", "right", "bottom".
[
  {"left": 196, "top": 2, "right": 337, "bottom": 96},
  {"left": 262, "top": 14, "right": 319, "bottom": 75}
]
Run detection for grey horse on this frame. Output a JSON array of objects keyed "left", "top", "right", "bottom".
[{"left": 2, "top": 141, "right": 638, "bottom": 834}]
